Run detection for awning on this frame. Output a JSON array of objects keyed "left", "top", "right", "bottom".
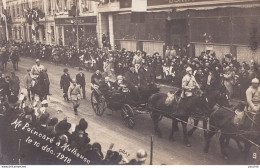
[{"left": 177, "top": 3, "right": 260, "bottom": 11}]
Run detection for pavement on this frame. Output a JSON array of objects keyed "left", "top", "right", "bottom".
[{"left": 3, "top": 56, "right": 251, "bottom": 165}]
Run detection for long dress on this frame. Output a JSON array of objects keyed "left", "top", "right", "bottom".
[{"left": 223, "top": 70, "right": 234, "bottom": 99}]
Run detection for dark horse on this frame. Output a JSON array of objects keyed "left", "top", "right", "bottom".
[
  {"left": 31, "top": 72, "right": 48, "bottom": 101},
  {"left": 187, "top": 85, "right": 229, "bottom": 138},
  {"left": 148, "top": 89, "right": 210, "bottom": 147},
  {"left": 204, "top": 102, "right": 260, "bottom": 163}
]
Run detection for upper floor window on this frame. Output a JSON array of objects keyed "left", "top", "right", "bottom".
[
  {"left": 12, "top": 6, "right": 16, "bottom": 18},
  {"left": 81, "top": 0, "right": 93, "bottom": 12},
  {"left": 17, "top": 7, "right": 20, "bottom": 17}
]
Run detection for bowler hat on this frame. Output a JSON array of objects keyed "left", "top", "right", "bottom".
[
  {"left": 55, "top": 120, "right": 72, "bottom": 134},
  {"left": 64, "top": 68, "right": 68, "bottom": 73},
  {"left": 76, "top": 118, "right": 88, "bottom": 132},
  {"left": 39, "top": 112, "right": 50, "bottom": 125}
]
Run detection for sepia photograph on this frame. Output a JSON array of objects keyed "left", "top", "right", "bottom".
[{"left": 0, "top": 0, "right": 259, "bottom": 166}]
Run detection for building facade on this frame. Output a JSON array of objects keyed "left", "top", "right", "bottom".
[
  {"left": 0, "top": 0, "right": 98, "bottom": 47},
  {"left": 97, "top": 0, "right": 260, "bottom": 63}
]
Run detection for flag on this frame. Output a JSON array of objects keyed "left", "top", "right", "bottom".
[
  {"left": 31, "top": 19, "right": 38, "bottom": 35},
  {"left": 2, "top": 0, "right": 7, "bottom": 10}
]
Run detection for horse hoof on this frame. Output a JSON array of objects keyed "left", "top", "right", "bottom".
[{"left": 186, "top": 143, "right": 192, "bottom": 147}]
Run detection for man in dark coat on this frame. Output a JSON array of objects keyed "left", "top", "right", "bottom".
[
  {"left": 9, "top": 71, "right": 20, "bottom": 96},
  {"left": 125, "top": 67, "right": 140, "bottom": 101},
  {"left": 60, "top": 68, "right": 72, "bottom": 101},
  {"left": 91, "top": 69, "right": 103, "bottom": 87},
  {"left": 76, "top": 67, "right": 86, "bottom": 99}
]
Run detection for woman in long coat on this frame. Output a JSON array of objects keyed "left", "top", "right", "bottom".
[{"left": 223, "top": 66, "right": 235, "bottom": 99}]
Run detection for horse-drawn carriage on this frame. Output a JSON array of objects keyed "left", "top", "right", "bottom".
[{"left": 90, "top": 81, "right": 160, "bottom": 128}]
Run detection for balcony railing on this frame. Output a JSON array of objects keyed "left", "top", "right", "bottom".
[{"left": 97, "top": 0, "right": 120, "bottom": 12}]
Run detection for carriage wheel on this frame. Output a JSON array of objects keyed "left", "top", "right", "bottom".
[
  {"left": 150, "top": 112, "right": 163, "bottom": 121},
  {"left": 91, "top": 91, "right": 106, "bottom": 116},
  {"left": 121, "top": 104, "right": 135, "bottom": 129}
]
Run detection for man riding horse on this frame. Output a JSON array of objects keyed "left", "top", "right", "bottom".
[
  {"left": 31, "top": 59, "right": 45, "bottom": 81},
  {"left": 246, "top": 78, "right": 260, "bottom": 112},
  {"left": 204, "top": 78, "right": 260, "bottom": 163},
  {"left": 30, "top": 59, "right": 47, "bottom": 100},
  {"left": 148, "top": 66, "right": 209, "bottom": 146},
  {"left": 179, "top": 67, "right": 204, "bottom": 114}
]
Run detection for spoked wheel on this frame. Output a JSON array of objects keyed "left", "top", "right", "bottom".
[
  {"left": 121, "top": 104, "right": 135, "bottom": 129},
  {"left": 91, "top": 91, "right": 106, "bottom": 116}
]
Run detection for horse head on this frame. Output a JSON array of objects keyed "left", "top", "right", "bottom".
[{"left": 205, "top": 88, "right": 229, "bottom": 110}]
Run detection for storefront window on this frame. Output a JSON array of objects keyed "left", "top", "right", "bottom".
[
  {"left": 14, "top": 27, "right": 17, "bottom": 39},
  {"left": 51, "top": 26, "right": 55, "bottom": 42},
  {"left": 36, "top": 30, "right": 39, "bottom": 41},
  {"left": 18, "top": 27, "right": 21, "bottom": 39},
  {"left": 12, "top": 6, "right": 16, "bottom": 18},
  {"left": 82, "top": 0, "right": 92, "bottom": 12},
  {"left": 42, "top": 28, "right": 46, "bottom": 41},
  {"left": 16, "top": 5, "right": 20, "bottom": 17}
]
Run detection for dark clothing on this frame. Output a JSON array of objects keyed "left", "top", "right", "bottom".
[
  {"left": 125, "top": 71, "right": 139, "bottom": 88},
  {"left": 91, "top": 73, "right": 103, "bottom": 86},
  {"left": 76, "top": 73, "right": 86, "bottom": 86},
  {"left": 42, "top": 72, "right": 50, "bottom": 95},
  {"left": 60, "top": 74, "right": 72, "bottom": 100},
  {"left": 139, "top": 67, "right": 154, "bottom": 86},
  {"left": 76, "top": 73, "right": 86, "bottom": 98}
]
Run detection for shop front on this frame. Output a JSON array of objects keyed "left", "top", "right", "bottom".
[
  {"left": 54, "top": 16, "right": 97, "bottom": 47},
  {"left": 112, "top": 0, "right": 260, "bottom": 62}
]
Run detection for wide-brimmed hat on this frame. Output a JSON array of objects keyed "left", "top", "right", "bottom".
[
  {"left": 39, "top": 112, "right": 50, "bottom": 125},
  {"left": 55, "top": 120, "right": 72, "bottom": 134},
  {"left": 63, "top": 68, "right": 68, "bottom": 73},
  {"left": 76, "top": 118, "right": 88, "bottom": 132}
]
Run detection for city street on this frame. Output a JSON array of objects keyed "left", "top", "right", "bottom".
[{"left": 6, "top": 57, "right": 248, "bottom": 165}]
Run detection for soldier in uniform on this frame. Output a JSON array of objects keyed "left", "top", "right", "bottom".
[
  {"left": 179, "top": 67, "right": 201, "bottom": 113},
  {"left": 60, "top": 68, "right": 72, "bottom": 101},
  {"left": 31, "top": 59, "right": 45, "bottom": 79},
  {"left": 182, "top": 67, "right": 200, "bottom": 98},
  {"left": 68, "top": 79, "right": 81, "bottom": 115},
  {"left": 246, "top": 78, "right": 260, "bottom": 111}
]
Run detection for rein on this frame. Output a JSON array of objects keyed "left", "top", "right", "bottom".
[{"left": 245, "top": 111, "right": 259, "bottom": 128}]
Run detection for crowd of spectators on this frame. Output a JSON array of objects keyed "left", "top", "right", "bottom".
[
  {"left": 0, "top": 94, "right": 149, "bottom": 165},
  {"left": 1, "top": 39, "right": 259, "bottom": 101}
]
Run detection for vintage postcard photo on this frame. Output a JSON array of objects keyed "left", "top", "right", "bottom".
[{"left": 0, "top": 0, "right": 259, "bottom": 166}]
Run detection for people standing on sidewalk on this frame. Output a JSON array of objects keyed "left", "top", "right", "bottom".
[
  {"left": 76, "top": 67, "right": 86, "bottom": 99},
  {"left": 60, "top": 68, "right": 72, "bottom": 102},
  {"left": 24, "top": 68, "right": 33, "bottom": 100},
  {"left": 68, "top": 79, "right": 81, "bottom": 115}
]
